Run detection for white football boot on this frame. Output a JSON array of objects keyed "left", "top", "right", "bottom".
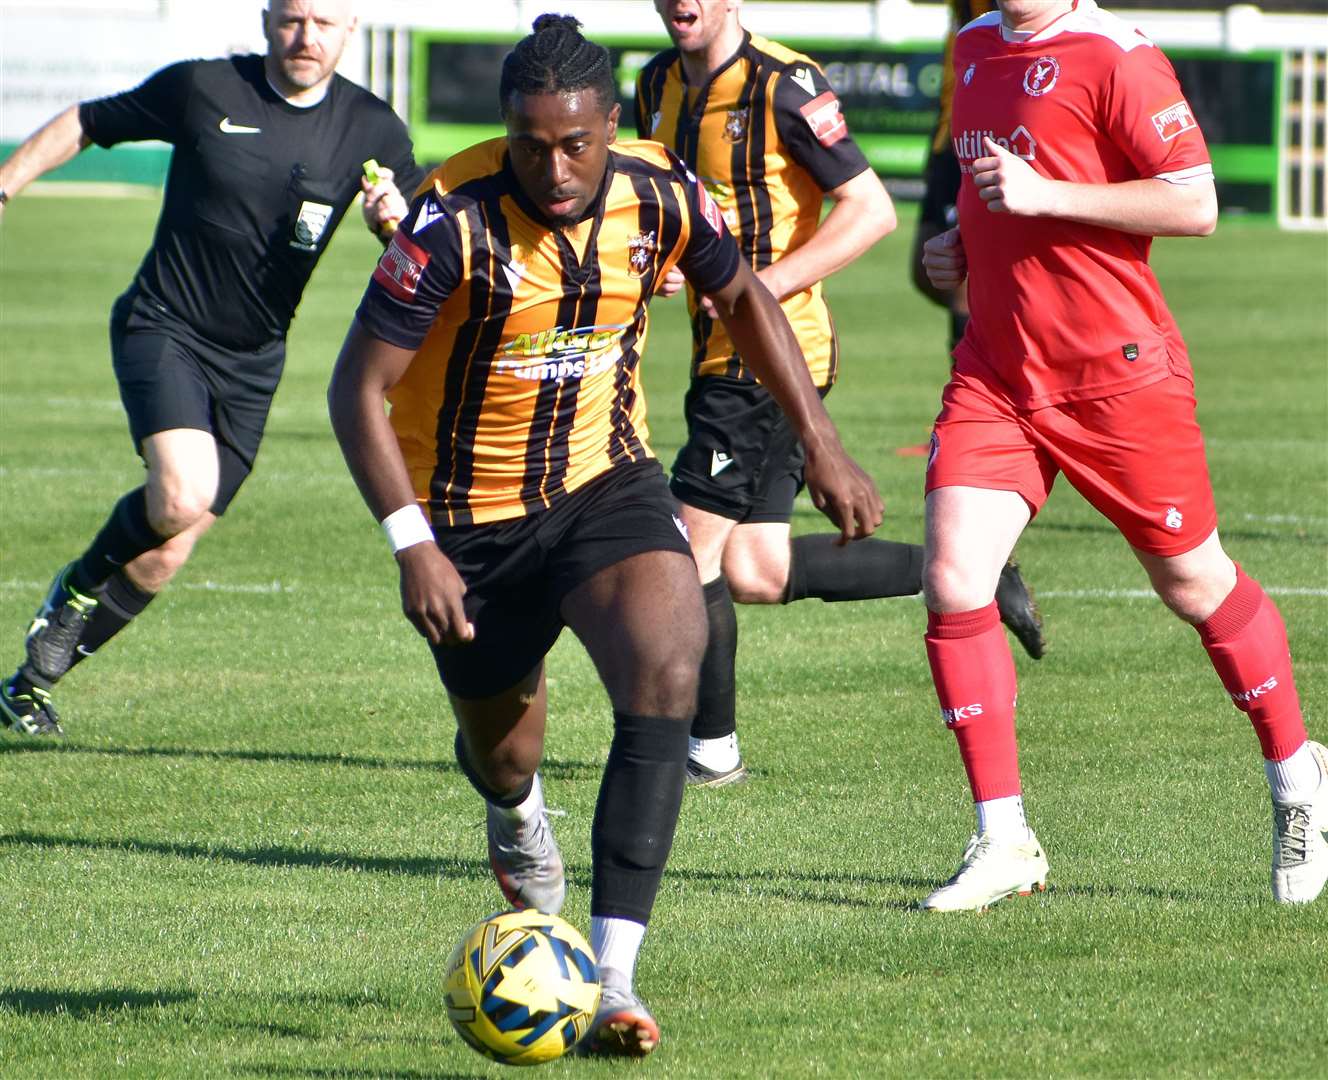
[
  {"left": 581, "top": 985, "right": 659, "bottom": 1058},
  {"left": 1271, "top": 740, "right": 1328, "bottom": 905},
  {"left": 922, "top": 831, "right": 1049, "bottom": 912}
]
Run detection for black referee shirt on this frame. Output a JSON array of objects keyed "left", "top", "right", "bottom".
[{"left": 80, "top": 54, "right": 420, "bottom": 352}]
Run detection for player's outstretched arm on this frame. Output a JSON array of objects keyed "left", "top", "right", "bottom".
[
  {"left": 708, "top": 261, "right": 883, "bottom": 543},
  {"left": 0, "top": 106, "right": 91, "bottom": 214},
  {"left": 328, "top": 321, "right": 473, "bottom": 646},
  {"left": 760, "top": 169, "right": 897, "bottom": 301}
]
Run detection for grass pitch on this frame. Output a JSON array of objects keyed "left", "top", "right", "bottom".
[{"left": 1, "top": 196, "right": 1325, "bottom": 1079}]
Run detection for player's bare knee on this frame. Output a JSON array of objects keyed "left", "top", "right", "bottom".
[
  {"left": 726, "top": 566, "right": 784, "bottom": 605},
  {"left": 148, "top": 488, "right": 214, "bottom": 536},
  {"left": 923, "top": 556, "right": 984, "bottom": 612}
]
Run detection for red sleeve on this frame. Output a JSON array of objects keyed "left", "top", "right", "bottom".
[{"left": 1102, "top": 43, "right": 1212, "bottom": 184}]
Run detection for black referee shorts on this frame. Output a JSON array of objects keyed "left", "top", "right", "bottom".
[
  {"left": 110, "top": 289, "right": 284, "bottom": 515},
  {"left": 429, "top": 459, "right": 694, "bottom": 701},
  {"left": 669, "top": 375, "right": 829, "bottom": 525},
  {"left": 918, "top": 145, "right": 963, "bottom": 233}
]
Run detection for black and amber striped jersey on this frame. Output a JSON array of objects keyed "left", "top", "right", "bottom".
[
  {"left": 933, "top": 0, "right": 999, "bottom": 152},
  {"left": 635, "top": 32, "right": 870, "bottom": 387},
  {"left": 355, "top": 137, "right": 740, "bottom": 526}
]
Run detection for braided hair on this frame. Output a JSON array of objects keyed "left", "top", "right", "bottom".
[{"left": 499, "top": 14, "right": 616, "bottom": 116}]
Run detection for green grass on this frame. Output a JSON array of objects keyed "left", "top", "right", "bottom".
[{"left": 1, "top": 196, "right": 1326, "bottom": 1079}]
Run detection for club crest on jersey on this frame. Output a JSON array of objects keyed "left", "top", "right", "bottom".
[
  {"left": 799, "top": 91, "right": 848, "bottom": 148},
  {"left": 372, "top": 231, "right": 430, "bottom": 302},
  {"left": 1023, "top": 56, "right": 1060, "bottom": 97},
  {"left": 722, "top": 108, "right": 749, "bottom": 144},
  {"left": 290, "top": 200, "right": 333, "bottom": 251},
  {"left": 1151, "top": 101, "right": 1197, "bottom": 142},
  {"left": 627, "top": 230, "right": 657, "bottom": 277}
]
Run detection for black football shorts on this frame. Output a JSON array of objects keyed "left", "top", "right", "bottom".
[
  {"left": 669, "top": 374, "right": 829, "bottom": 525},
  {"left": 918, "top": 145, "right": 963, "bottom": 233},
  {"left": 110, "top": 288, "right": 284, "bottom": 514},
  {"left": 429, "top": 459, "right": 694, "bottom": 700}
]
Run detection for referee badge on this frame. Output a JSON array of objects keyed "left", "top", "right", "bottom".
[
  {"left": 627, "top": 231, "right": 657, "bottom": 277},
  {"left": 291, "top": 200, "right": 333, "bottom": 251},
  {"left": 722, "top": 108, "right": 749, "bottom": 144}
]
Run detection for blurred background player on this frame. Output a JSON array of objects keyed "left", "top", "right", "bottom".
[
  {"left": 639, "top": 0, "right": 1044, "bottom": 787},
  {"left": 908, "top": 0, "right": 996, "bottom": 376},
  {"left": 327, "top": 15, "right": 882, "bottom": 1056},
  {"left": 919, "top": 0, "right": 1326, "bottom": 910},
  {"left": 0, "top": 0, "right": 418, "bottom": 735}
]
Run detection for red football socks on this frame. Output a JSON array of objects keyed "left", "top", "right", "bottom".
[
  {"left": 926, "top": 602, "right": 1022, "bottom": 801},
  {"left": 1197, "top": 566, "right": 1306, "bottom": 762}
]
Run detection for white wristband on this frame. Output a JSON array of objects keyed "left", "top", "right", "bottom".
[{"left": 381, "top": 503, "right": 434, "bottom": 554}]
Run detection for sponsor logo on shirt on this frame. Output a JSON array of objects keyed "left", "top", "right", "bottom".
[
  {"left": 722, "top": 108, "right": 749, "bottom": 143},
  {"left": 1023, "top": 56, "right": 1060, "bottom": 97},
  {"left": 290, "top": 201, "right": 334, "bottom": 251},
  {"left": 373, "top": 231, "right": 430, "bottom": 301},
  {"left": 1151, "top": 101, "right": 1197, "bottom": 142},
  {"left": 628, "top": 230, "right": 657, "bottom": 277},
  {"left": 800, "top": 91, "right": 848, "bottom": 148},
  {"left": 697, "top": 182, "right": 725, "bottom": 234},
  {"left": 953, "top": 125, "right": 1037, "bottom": 165},
  {"left": 495, "top": 324, "right": 630, "bottom": 382}
]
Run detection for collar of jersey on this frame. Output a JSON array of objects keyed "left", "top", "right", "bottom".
[
  {"left": 677, "top": 29, "right": 752, "bottom": 120},
  {"left": 502, "top": 152, "right": 615, "bottom": 283},
  {"left": 999, "top": 0, "right": 1091, "bottom": 45}
]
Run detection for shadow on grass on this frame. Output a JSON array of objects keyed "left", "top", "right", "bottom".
[
  {"left": 244, "top": 1067, "right": 484, "bottom": 1080},
  {"left": 1, "top": 831, "right": 919, "bottom": 909},
  {"left": 0, "top": 831, "right": 494, "bottom": 881},
  {"left": 0, "top": 986, "right": 195, "bottom": 1016},
  {"left": 0, "top": 741, "right": 599, "bottom": 781}
]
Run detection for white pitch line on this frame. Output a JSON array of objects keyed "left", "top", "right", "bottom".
[{"left": 1242, "top": 512, "right": 1328, "bottom": 527}]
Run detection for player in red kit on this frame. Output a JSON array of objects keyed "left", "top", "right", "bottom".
[{"left": 918, "top": 0, "right": 1326, "bottom": 910}]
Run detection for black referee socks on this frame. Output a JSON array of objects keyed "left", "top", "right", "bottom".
[{"left": 783, "top": 534, "right": 924, "bottom": 604}]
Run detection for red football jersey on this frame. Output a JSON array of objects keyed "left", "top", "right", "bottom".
[{"left": 950, "top": 0, "right": 1213, "bottom": 409}]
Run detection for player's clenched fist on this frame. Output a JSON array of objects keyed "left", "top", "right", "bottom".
[
  {"left": 973, "top": 137, "right": 1053, "bottom": 216},
  {"left": 922, "top": 227, "right": 967, "bottom": 291}
]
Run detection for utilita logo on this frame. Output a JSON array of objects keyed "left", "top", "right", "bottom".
[
  {"left": 1230, "top": 676, "right": 1278, "bottom": 706},
  {"left": 941, "top": 703, "right": 984, "bottom": 726},
  {"left": 953, "top": 125, "right": 1037, "bottom": 166}
]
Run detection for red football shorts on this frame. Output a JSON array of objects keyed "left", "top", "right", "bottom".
[{"left": 925, "top": 369, "right": 1218, "bottom": 557}]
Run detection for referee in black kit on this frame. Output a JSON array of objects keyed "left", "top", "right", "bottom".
[{"left": 0, "top": 0, "right": 421, "bottom": 735}]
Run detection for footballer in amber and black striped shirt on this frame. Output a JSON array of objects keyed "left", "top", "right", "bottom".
[{"left": 328, "top": 17, "right": 880, "bottom": 1058}]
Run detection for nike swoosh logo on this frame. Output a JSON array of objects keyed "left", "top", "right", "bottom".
[{"left": 219, "top": 117, "right": 261, "bottom": 135}]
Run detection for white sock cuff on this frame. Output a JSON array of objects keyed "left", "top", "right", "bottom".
[
  {"left": 1266, "top": 742, "right": 1319, "bottom": 804},
  {"left": 590, "top": 915, "right": 646, "bottom": 990},
  {"left": 976, "top": 794, "right": 1030, "bottom": 841},
  {"left": 492, "top": 772, "right": 545, "bottom": 824}
]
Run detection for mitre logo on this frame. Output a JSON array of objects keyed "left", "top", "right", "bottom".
[
  {"left": 1023, "top": 56, "right": 1060, "bottom": 96},
  {"left": 495, "top": 324, "right": 629, "bottom": 382},
  {"left": 953, "top": 125, "right": 1037, "bottom": 164}
]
